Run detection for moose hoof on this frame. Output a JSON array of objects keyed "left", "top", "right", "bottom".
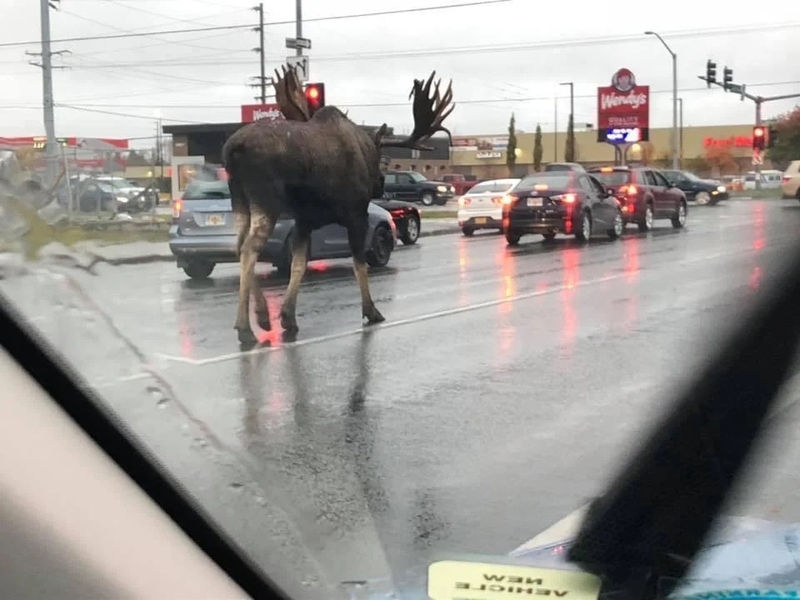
[
  {"left": 255, "top": 310, "right": 272, "bottom": 332},
  {"left": 280, "top": 312, "right": 299, "bottom": 333},
  {"left": 236, "top": 327, "right": 258, "bottom": 346},
  {"left": 363, "top": 305, "right": 386, "bottom": 325}
]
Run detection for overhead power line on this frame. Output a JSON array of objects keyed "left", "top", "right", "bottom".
[{"left": 0, "top": 1, "right": 510, "bottom": 48}]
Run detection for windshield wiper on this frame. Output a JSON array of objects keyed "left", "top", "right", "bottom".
[{"left": 568, "top": 238, "right": 800, "bottom": 598}]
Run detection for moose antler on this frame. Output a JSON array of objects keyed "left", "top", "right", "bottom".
[
  {"left": 273, "top": 65, "right": 312, "bottom": 122},
  {"left": 379, "top": 71, "right": 455, "bottom": 151}
]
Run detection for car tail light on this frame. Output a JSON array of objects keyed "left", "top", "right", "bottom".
[
  {"left": 561, "top": 193, "right": 576, "bottom": 203},
  {"left": 172, "top": 199, "right": 183, "bottom": 219},
  {"left": 783, "top": 175, "right": 792, "bottom": 183},
  {"left": 459, "top": 196, "right": 471, "bottom": 206},
  {"left": 620, "top": 185, "right": 638, "bottom": 195},
  {"left": 491, "top": 196, "right": 503, "bottom": 204},
  {"left": 502, "top": 194, "right": 516, "bottom": 205}
]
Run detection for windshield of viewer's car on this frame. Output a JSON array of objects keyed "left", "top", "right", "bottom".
[{"left": 183, "top": 179, "right": 231, "bottom": 199}]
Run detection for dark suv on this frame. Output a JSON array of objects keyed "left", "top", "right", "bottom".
[
  {"left": 382, "top": 170, "right": 455, "bottom": 206},
  {"left": 588, "top": 166, "right": 687, "bottom": 231}
]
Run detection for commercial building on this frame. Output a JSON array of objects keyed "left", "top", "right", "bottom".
[{"left": 448, "top": 124, "right": 766, "bottom": 179}]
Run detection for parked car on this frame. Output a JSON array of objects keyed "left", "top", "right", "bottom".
[
  {"left": 169, "top": 179, "right": 397, "bottom": 279},
  {"left": 781, "top": 160, "right": 800, "bottom": 200},
  {"left": 372, "top": 197, "right": 421, "bottom": 245},
  {"left": 94, "top": 175, "right": 159, "bottom": 210},
  {"left": 741, "top": 169, "right": 783, "bottom": 191},
  {"left": 440, "top": 173, "right": 474, "bottom": 196},
  {"left": 660, "top": 169, "right": 729, "bottom": 205},
  {"left": 457, "top": 178, "right": 520, "bottom": 236},
  {"left": 382, "top": 170, "right": 455, "bottom": 206},
  {"left": 502, "top": 171, "right": 623, "bottom": 245},
  {"left": 589, "top": 166, "right": 688, "bottom": 231},
  {"left": 544, "top": 162, "right": 586, "bottom": 173}
]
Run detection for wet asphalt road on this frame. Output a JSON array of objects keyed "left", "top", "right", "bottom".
[{"left": 4, "top": 199, "right": 800, "bottom": 599}]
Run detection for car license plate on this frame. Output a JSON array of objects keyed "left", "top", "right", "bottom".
[
  {"left": 527, "top": 197, "right": 543, "bottom": 207},
  {"left": 475, "top": 217, "right": 487, "bottom": 224},
  {"left": 204, "top": 213, "right": 225, "bottom": 226}
]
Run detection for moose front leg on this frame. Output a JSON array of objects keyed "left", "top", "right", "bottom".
[
  {"left": 235, "top": 210, "right": 276, "bottom": 344},
  {"left": 347, "top": 220, "right": 385, "bottom": 325},
  {"left": 279, "top": 226, "right": 310, "bottom": 332}
]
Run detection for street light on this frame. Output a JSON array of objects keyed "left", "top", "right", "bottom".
[
  {"left": 644, "top": 30, "right": 678, "bottom": 171},
  {"left": 560, "top": 81, "right": 574, "bottom": 162}
]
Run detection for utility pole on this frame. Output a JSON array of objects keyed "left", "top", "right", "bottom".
[
  {"left": 645, "top": 31, "right": 679, "bottom": 171},
  {"left": 553, "top": 97, "right": 558, "bottom": 162},
  {"left": 30, "top": 0, "right": 68, "bottom": 188},
  {"left": 698, "top": 70, "right": 800, "bottom": 191},
  {"left": 678, "top": 98, "right": 684, "bottom": 169},
  {"left": 295, "top": 0, "right": 303, "bottom": 57},
  {"left": 250, "top": 3, "right": 267, "bottom": 104},
  {"left": 560, "top": 81, "right": 574, "bottom": 162}
]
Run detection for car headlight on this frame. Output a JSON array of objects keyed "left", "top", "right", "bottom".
[
  {"left": 716, "top": 185, "right": 726, "bottom": 193},
  {"left": 115, "top": 195, "right": 129, "bottom": 203},
  {"left": 436, "top": 185, "right": 447, "bottom": 192}
]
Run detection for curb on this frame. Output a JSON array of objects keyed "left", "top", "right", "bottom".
[{"left": 420, "top": 226, "right": 461, "bottom": 238}]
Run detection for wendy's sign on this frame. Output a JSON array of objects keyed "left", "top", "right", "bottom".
[
  {"left": 241, "top": 104, "right": 284, "bottom": 123},
  {"left": 597, "top": 68, "right": 650, "bottom": 136}
]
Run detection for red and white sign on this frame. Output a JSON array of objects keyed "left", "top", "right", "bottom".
[
  {"left": 241, "top": 104, "right": 285, "bottom": 123},
  {"left": 597, "top": 68, "right": 650, "bottom": 130}
]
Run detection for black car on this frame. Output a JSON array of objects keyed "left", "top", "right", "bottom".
[
  {"left": 373, "top": 197, "right": 421, "bottom": 245},
  {"left": 661, "top": 169, "right": 729, "bottom": 205},
  {"left": 382, "top": 170, "right": 455, "bottom": 206},
  {"left": 544, "top": 162, "right": 586, "bottom": 173},
  {"left": 502, "top": 171, "right": 623, "bottom": 245}
]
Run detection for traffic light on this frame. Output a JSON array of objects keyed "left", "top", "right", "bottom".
[
  {"left": 767, "top": 126, "right": 779, "bottom": 148},
  {"left": 752, "top": 126, "right": 766, "bottom": 150},
  {"left": 304, "top": 82, "right": 325, "bottom": 114},
  {"left": 706, "top": 59, "right": 717, "bottom": 87},
  {"left": 723, "top": 66, "right": 733, "bottom": 91}
]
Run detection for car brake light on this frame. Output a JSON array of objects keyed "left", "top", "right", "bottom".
[
  {"left": 561, "top": 193, "right": 576, "bottom": 203},
  {"left": 600, "top": 167, "right": 614, "bottom": 173},
  {"left": 491, "top": 196, "right": 503, "bottom": 204},
  {"left": 502, "top": 194, "right": 516, "bottom": 205},
  {"left": 534, "top": 184, "right": 549, "bottom": 190},
  {"left": 172, "top": 199, "right": 183, "bottom": 219},
  {"left": 620, "top": 185, "right": 638, "bottom": 195},
  {"left": 783, "top": 175, "right": 792, "bottom": 183},
  {"left": 458, "top": 196, "right": 471, "bottom": 206}
]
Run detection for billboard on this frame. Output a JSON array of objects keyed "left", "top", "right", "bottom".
[
  {"left": 241, "top": 104, "right": 284, "bottom": 123},
  {"left": 597, "top": 68, "right": 649, "bottom": 143}
]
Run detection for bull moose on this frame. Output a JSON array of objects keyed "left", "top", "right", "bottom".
[{"left": 222, "top": 67, "right": 454, "bottom": 345}]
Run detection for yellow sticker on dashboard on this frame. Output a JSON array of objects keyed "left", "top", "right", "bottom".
[{"left": 427, "top": 560, "right": 602, "bottom": 600}]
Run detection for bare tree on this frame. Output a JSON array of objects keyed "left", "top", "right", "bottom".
[{"left": 222, "top": 68, "right": 454, "bottom": 344}]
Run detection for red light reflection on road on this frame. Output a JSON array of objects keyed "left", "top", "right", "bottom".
[
  {"left": 752, "top": 203, "right": 765, "bottom": 251},
  {"left": 750, "top": 265, "right": 762, "bottom": 291},
  {"left": 178, "top": 316, "right": 193, "bottom": 358},
  {"left": 623, "top": 236, "right": 641, "bottom": 282},
  {"left": 560, "top": 248, "right": 580, "bottom": 356},
  {"left": 256, "top": 293, "right": 285, "bottom": 346},
  {"left": 457, "top": 238, "right": 471, "bottom": 306},
  {"left": 496, "top": 247, "right": 517, "bottom": 314}
]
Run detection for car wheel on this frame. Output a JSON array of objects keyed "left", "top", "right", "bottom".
[
  {"left": 183, "top": 260, "right": 215, "bottom": 280},
  {"left": 542, "top": 232, "right": 557, "bottom": 241},
  {"left": 638, "top": 203, "right": 654, "bottom": 232},
  {"left": 672, "top": 201, "right": 687, "bottom": 229},
  {"left": 607, "top": 210, "right": 624, "bottom": 240},
  {"left": 400, "top": 214, "right": 420, "bottom": 245},
  {"left": 505, "top": 229, "right": 521, "bottom": 246},
  {"left": 575, "top": 211, "right": 592, "bottom": 242},
  {"left": 462, "top": 226, "right": 474, "bottom": 237},
  {"left": 420, "top": 192, "right": 434, "bottom": 206},
  {"left": 366, "top": 225, "right": 393, "bottom": 267},
  {"left": 695, "top": 191, "right": 711, "bottom": 205}
]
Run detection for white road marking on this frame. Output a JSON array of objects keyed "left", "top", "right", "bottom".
[{"left": 155, "top": 242, "right": 780, "bottom": 367}]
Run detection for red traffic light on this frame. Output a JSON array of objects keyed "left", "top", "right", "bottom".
[
  {"left": 304, "top": 83, "right": 325, "bottom": 113},
  {"left": 753, "top": 127, "right": 765, "bottom": 137}
]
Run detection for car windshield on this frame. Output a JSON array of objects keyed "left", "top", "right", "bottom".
[
  {"left": 590, "top": 170, "right": 631, "bottom": 186},
  {"left": 182, "top": 179, "right": 231, "bottom": 199},
  {"left": 409, "top": 172, "right": 427, "bottom": 182},
  {"left": 467, "top": 180, "right": 516, "bottom": 194},
  {"left": 515, "top": 172, "right": 573, "bottom": 191}
]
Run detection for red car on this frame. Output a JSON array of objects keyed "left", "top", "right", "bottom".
[{"left": 588, "top": 166, "right": 687, "bottom": 232}]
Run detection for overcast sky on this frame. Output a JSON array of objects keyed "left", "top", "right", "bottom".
[{"left": 1, "top": 0, "right": 799, "bottom": 148}]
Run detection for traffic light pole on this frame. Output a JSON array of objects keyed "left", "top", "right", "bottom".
[{"left": 698, "top": 75, "right": 800, "bottom": 191}]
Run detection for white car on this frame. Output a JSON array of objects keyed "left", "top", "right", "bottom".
[{"left": 457, "top": 178, "right": 521, "bottom": 236}]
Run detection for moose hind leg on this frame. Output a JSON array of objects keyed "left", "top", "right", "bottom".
[
  {"left": 235, "top": 210, "right": 276, "bottom": 343},
  {"left": 348, "top": 218, "right": 385, "bottom": 325},
  {"left": 279, "top": 226, "right": 310, "bottom": 332}
]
